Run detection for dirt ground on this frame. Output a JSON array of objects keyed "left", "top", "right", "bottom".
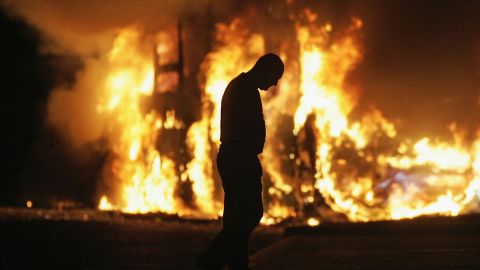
[
  {"left": 0, "top": 208, "right": 282, "bottom": 269},
  {"left": 1, "top": 208, "right": 480, "bottom": 270}
]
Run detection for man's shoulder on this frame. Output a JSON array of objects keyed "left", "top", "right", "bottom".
[
  {"left": 227, "top": 73, "right": 246, "bottom": 88},
  {"left": 227, "top": 72, "right": 257, "bottom": 95},
  {"left": 224, "top": 73, "right": 245, "bottom": 97}
]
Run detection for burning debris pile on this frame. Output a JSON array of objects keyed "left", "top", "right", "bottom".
[{"left": 4, "top": 1, "right": 480, "bottom": 224}]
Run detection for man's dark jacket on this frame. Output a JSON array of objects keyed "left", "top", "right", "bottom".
[{"left": 220, "top": 72, "right": 265, "bottom": 156}]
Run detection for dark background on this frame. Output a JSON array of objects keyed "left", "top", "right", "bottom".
[{"left": 1, "top": 0, "right": 480, "bottom": 206}]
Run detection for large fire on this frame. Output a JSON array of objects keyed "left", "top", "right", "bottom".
[
  {"left": 96, "top": 28, "right": 179, "bottom": 214},
  {"left": 96, "top": 10, "right": 480, "bottom": 223}
]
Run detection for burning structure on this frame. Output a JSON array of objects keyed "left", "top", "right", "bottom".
[{"left": 4, "top": 0, "right": 480, "bottom": 224}]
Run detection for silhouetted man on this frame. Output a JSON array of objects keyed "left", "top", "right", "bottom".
[{"left": 197, "top": 53, "right": 284, "bottom": 270}]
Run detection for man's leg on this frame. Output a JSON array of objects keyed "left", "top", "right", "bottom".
[
  {"left": 196, "top": 229, "right": 227, "bottom": 269},
  {"left": 199, "top": 155, "right": 263, "bottom": 269},
  {"left": 223, "top": 159, "right": 263, "bottom": 269},
  {"left": 196, "top": 191, "right": 231, "bottom": 269},
  {"left": 196, "top": 180, "right": 231, "bottom": 269}
]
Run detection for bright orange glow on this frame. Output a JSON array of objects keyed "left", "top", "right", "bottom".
[
  {"left": 96, "top": 28, "right": 179, "bottom": 214},
  {"left": 94, "top": 13, "right": 480, "bottom": 224},
  {"left": 184, "top": 118, "right": 221, "bottom": 217},
  {"left": 292, "top": 16, "right": 480, "bottom": 221},
  {"left": 307, "top": 217, "right": 320, "bottom": 226}
]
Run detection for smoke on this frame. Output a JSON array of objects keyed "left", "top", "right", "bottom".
[
  {"left": 0, "top": 0, "right": 237, "bottom": 148},
  {"left": 46, "top": 58, "right": 109, "bottom": 147},
  {"left": 1, "top": 0, "right": 232, "bottom": 54}
]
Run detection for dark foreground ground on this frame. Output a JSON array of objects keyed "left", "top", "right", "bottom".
[
  {"left": 1, "top": 208, "right": 480, "bottom": 270},
  {"left": 252, "top": 215, "right": 480, "bottom": 270}
]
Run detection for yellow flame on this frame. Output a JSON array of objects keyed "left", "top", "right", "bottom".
[
  {"left": 97, "top": 28, "right": 178, "bottom": 214},
  {"left": 293, "top": 16, "right": 480, "bottom": 221},
  {"left": 95, "top": 14, "right": 480, "bottom": 224},
  {"left": 185, "top": 118, "right": 220, "bottom": 217}
]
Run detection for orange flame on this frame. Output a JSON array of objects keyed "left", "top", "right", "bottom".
[
  {"left": 97, "top": 28, "right": 178, "bottom": 214},
  {"left": 95, "top": 13, "right": 480, "bottom": 224}
]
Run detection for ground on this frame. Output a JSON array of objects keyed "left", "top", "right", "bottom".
[{"left": 1, "top": 208, "right": 479, "bottom": 269}]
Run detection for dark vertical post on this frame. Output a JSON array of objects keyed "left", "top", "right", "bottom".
[{"left": 177, "top": 21, "right": 184, "bottom": 92}]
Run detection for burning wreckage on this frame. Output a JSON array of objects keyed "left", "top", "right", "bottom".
[{"left": 19, "top": 5, "right": 480, "bottom": 225}]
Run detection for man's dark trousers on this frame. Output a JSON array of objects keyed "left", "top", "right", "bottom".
[{"left": 203, "top": 146, "right": 263, "bottom": 269}]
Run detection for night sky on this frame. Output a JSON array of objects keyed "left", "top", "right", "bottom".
[{"left": 1, "top": 0, "right": 480, "bottom": 206}]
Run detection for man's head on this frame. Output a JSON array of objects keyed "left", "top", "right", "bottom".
[{"left": 250, "top": 53, "right": 284, "bottom": 90}]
